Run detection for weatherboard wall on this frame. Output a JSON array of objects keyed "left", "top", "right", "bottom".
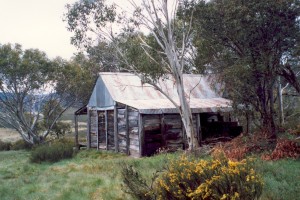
[{"left": 87, "top": 104, "right": 205, "bottom": 157}]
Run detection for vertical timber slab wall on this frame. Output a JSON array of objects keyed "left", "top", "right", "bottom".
[
  {"left": 97, "top": 110, "right": 115, "bottom": 150},
  {"left": 164, "top": 114, "right": 184, "bottom": 150},
  {"left": 98, "top": 111, "right": 106, "bottom": 149},
  {"left": 114, "top": 106, "right": 118, "bottom": 152},
  {"left": 106, "top": 110, "right": 115, "bottom": 150},
  {"left": 87, "top": 109, "right": 91, "bottom": 149},
  {"left": 128, "top": 108, "right": 139, "bottom": 157},
  {"left": 117, "top": 106, "right": 140, "bottom": 156},
  {"left": 89, "top": 109, "right": 98, "bottom": 148},
  {"left": 117, "top": 108, "right": 127, "bottom": 153}
]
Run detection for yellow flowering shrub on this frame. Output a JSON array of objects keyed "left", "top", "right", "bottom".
[{"left": 155, "top": 154, "right": 263, "bottom": 200}]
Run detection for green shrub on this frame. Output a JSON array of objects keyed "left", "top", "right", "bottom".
[
  {"left": 11, "top": 140, "right": 33, "bottom": 150},
  {"left": 156, "top": 154, "right": 263, "bottom": 200},
  {"left": 122, "top": 153, "right": 264, "bottom": 200},
  {"left": 30, "top": 140, "right": 75, "bottom": 163},
  {"left": 121, "top": 164, "right": 157, "bottom": 200},
  {"left": 0, "top": 140, "right": 11, "bottom": 151}
]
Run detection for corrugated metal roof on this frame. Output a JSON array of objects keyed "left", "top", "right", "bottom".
[
  {"left": 118, "top": 98, "right": 231, "bottom": 114},
  {"left": 89, "top": 72, "right": 232, "bottom": 113}
]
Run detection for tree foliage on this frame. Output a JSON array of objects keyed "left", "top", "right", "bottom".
[
  {"left": 0, "top": 43, "right": 89, "bottom": 144},
  {"left": 188, "top": 0, "right": 300, "bottom": 136}
]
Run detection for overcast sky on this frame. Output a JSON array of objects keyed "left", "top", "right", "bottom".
[
  {"left": 0, "top": 0, "right": 78, "bottom": 60},
  {"left": 0, "top": 0, "right": 170, "bottom": 60}
]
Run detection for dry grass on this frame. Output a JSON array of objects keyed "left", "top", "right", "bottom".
[{"left": 0, "top": 128, "right": 21, "bottom": 143}]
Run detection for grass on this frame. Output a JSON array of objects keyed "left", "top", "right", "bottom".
[
  {"left": 0, "top": 150, "right": 176, "bottom": 200},
  {"left": 256, "top": 158, "right": 300, "bottom": 200},
  {"left": 0, "top": 149, "right": 299, "bottom": 200}
]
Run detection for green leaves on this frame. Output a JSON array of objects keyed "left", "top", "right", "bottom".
[
  {"left": 64, "top": 0, "right": 116, "bottom": 48},
  {"left": 0, "top": 43, "right": 51, "bottom": 93},
  {"left": 187, "top": 0, "right": 300, "bottom": 135}
]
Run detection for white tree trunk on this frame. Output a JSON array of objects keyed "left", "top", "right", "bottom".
[{"left": 175, "top": 73, "right": 199, "bottom": 150}]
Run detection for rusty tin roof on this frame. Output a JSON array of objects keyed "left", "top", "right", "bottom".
[{"left": 88, "top": 72, "right": 232, "bottom": 113}]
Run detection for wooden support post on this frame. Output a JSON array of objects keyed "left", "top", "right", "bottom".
[
  {"left": 196, "top": 114, "right": 202, "bottom": 146},
  {"left": 138, "top": 113, "right": 144, "bottom": 157},
  {"left": 125, "top": 106, "right": 129, "bottom": 155},
  {"left": 87, "top": 109, "right": 91, "bottom": 149},
  {"left": 105, "top": 110, "right": 108, "bottom": 150},
  {"left": 161, "top": 114, "right": 166, "bottom": 146},
  {"left": 114, "top": 105, "right": 118, "bottom": 152},
  {"left": 96, "top": 111, "right": 99, "bottom": 150},
  {"left": 74, "top": 115, "right": 79, "bottom": 150},
  {"left": 182, "top": 118, "right": 186, "bottom": 149}
]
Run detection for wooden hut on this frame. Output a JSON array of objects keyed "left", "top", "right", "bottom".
[{"left": 81, "top": 72, "right": 241, "bottom": 157}]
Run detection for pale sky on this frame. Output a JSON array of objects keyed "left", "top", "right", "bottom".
[
  {"left": 0, "top": 0, "right": 174, "bottom": 60},
  {"left": 0, "top": 0, "right": 78, "bottom": 60}
]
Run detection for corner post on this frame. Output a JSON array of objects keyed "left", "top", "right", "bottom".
[
  {"left": 74, "top": 115, "right": 79, "bottom": 150},
  {"left": 114, "top": 105, "right": 118, "bottom": 152}
]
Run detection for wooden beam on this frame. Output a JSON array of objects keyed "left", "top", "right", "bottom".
[
  {"left": 196, "top": 114, "right": 202, "bottom": 146},
  {"left": 96, "top": 111, "right": 99, "bottom": 151},
  {"left": 114, "top": 105, "right": 118, "bottom": 152},
  {"left": 74, "top": 115, "right": 79, "bottom": 150},
  {"left": 87, "top": 109, "right": 91, "bottom": 149},
  {"left": 125, "top": 106, "right": 129, "bottom": 155},
  {"left": 138, "top": 113, "right": 144, "bottom": 157},
  {"left": 105, "top": 110, "right": 108, "bottom": 150},
  {"left": 161, "top": 114, "right": 166, "bottom": 146},
  {"left": 182, "top": 117, "right": 186, "bottom": 149}
]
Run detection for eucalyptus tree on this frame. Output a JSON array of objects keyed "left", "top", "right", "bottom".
[
  {"left": 65, "top": 0, "right": 200, "bottom": 150},
  {"left": 188, "top": 0, "right": 300, "bottom": 137},
  {"left": 0, "top": 43, "right": 88, "bottom": 144}
]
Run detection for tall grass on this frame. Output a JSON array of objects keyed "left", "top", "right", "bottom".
[
  {"left": 256, "top": 158, "right": 300, "bottom": 200},
  {"left": 0, "top": 150, "right": 299, "bottom": 200}
]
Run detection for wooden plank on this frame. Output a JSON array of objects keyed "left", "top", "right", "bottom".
[
  {"left": 129, "top": 133, "right": 139, "bottom": 140},
  {"left": 144, "top": 124, "right": 161, "bottom": 131},
  {"left": 90, "top": 142, "right": 97, "bottom": 148},
  {"left": 105, "top": 110, "right": 108, "bottom": 150},
  {"left": 96, "top": 111, "right": 99, "bottom": 151},
  {"left": 125, "top": 105, "right": 129, "bottom": 155},
  {"left": 74, "top": 115, "right": 79, "bottom": 150},
  {"left": 114, "top": 105, "right": 118, "bottom": 152},
  {"left": 197, "top": 114, "right": 202, "bottom": 146},
  {"left": 144, "top": 118, "right": 161, "bottom": 125},
  {"left": 139, "top": 113, "right": 144, "bottom": 157},
  {"left": 129, "top": 127, "right": 139, "bottom": 134},
  {"left": 129, "top": 138, "right": 139, "bottom": 146},
  {"left": 161, "top": 114, "right": 166, "bottom": 146},
  {"left": 128, "top": 120, "right": 138, "bottom": 127},
  {"left": 182, "top": 118, "right": 186, "bottom": 149},
  {"left": 87, "top": 109, "right": 91, "bottom": 149},
  {"left": 118, "top": 109, "right": 126, "bottom": 115},
  {"left": 128, "top": 111, "right": 139, "bottom": 117}
]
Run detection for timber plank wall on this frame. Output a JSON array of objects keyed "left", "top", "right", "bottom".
[{"left": 88, "top": 106, "right": 204, "bottom": 157}]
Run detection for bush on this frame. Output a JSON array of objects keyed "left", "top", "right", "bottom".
[
  {"left": 0, "top": 140, "right": 11, "bottom": 151},
  {"left": 261, "top": 139, "right": 300, "bottom": 160},
  {"left": 214, "top": 133, "right": 275, "bottom": 161},
  {"left": 121, "top": 164, "right": 157, "bottom": 200},
  {"left": 11, "top": 140, "right": 33, "bottom": 150},
  {"left": 155, "top": 154, "right": 263, "bottom": 200},
  {"left": 121, "top": 153, "right": 264, "bottom": 200},
  {"left": 30, "top": 139, "right": 75, "bottom": 163}
]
